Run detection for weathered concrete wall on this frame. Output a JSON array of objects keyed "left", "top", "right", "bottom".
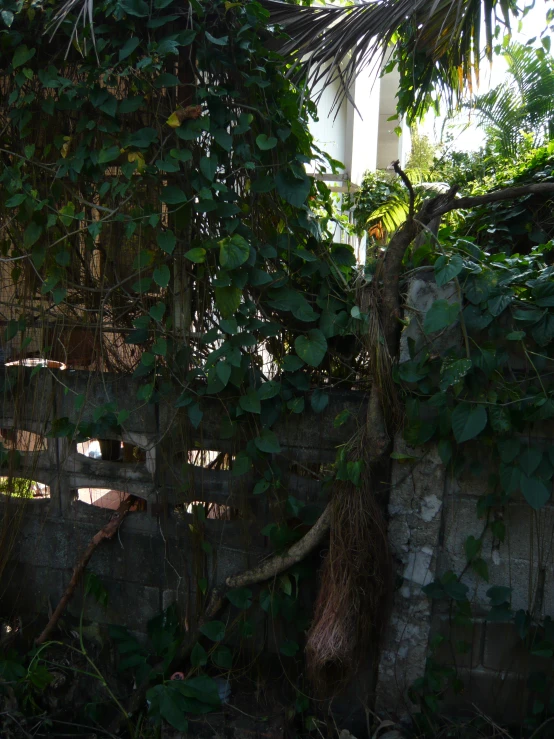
[
  {"left": 2, "top": 270, "right": 552, "bottom": 726},
  {"left": 376, "top": 271, "right": 554, "bottom": 724},
  {"left": 0, "top": 366, "right": 366, "bottom": 638}
]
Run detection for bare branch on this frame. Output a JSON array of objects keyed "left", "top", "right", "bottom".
[
  {"left": 432, "top": 181, "right": 554, "bottom": 219},
  {"left": 392, "top": 160, "right": 415, "bottom": 220}
]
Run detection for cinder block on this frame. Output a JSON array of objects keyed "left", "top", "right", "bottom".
[
  {"left": 66, "top": 575, "right": 161, "bottom": 632},
  {"left": 1, "top": 562, "right": 64, "bottom": 617},
  {"left": 444, "top": 666, "right": 528, "bottom": 724},
  {"left": 483, "top": 623, "right": 525, "bottom": 672},
  {"left": 442, "top": 497, "right": 487, "bottom": 559}
]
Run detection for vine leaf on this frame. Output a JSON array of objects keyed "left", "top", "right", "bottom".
[
  {"left": 256, "top": 134, "right": 277, "bottom": 150},
  {"left": 215, "top": 286, "right": 241, "bottom": 318},
  {"left": 200, "top": 155, "right": 218, "bottom": 180},
  {"left": 423, "top": 300, "right": 460, "bottom": 335},
  {"left": 24, "top": 222, "right": 42, "bottom": 248},
  {"left": 184, "top": 248, "right": 206, "bottom": 263},
  {"left": 451, "top": 404, "right": 487, "bottom": 443},
  {"left": 119, "top": 36, "right": 140, "bottom": 61},
  {"left": 464, "top": 535, "right": 480, "bottom": 561},
  {"left": 518, "top": 447, "right": 542, "bottom": 477},
  {"left": 119, "top": 0, "right": 149, "bottom": 16},
  {"left": 239, "top": 389, "right": 261, "bottom": 414},
  {"left": 153, "top": 265, "right": 170, "bottom": 288},
  {"left": 310, "top": 389, "right": 329, "bottom": 413},
  {"left": 191, "top": 642, "right": 207, "bottom": 667},
  {"left": 520, "top": 475, "right": 550, "bottom": 510},
  {"left": 497, "top": 438, "right": 520, "bottom": 464},
  {"left": 295, "top": 329, "right": 327, "bottom": 367},
  {"left": 486, "top": 586, "right": 512, "bottom": 607},
  {"left": 254, "top": 428, "right": 281, "bottom": 453},
  {"left": 157, "top": 230, "right": 176, "bottom": 255},
  {"left": 187, "top": 403, "right": 203, "bottom": 429},
  {"left": 226, "top": 587, "right": 253, "bottom": 609},
  {"left": 219, "top": 234, "right": 249, "bottom": 269},
  {"left": 12, "top": 45, "right": 35, "bottom": 68},
  {"left": 199, "top": 621, "right": 225, "bottom": 642},
  {"left": 275, "top": 169, "right": 311, "bottom": 207},
  {"left": 434, "top": 254, "right": 463, "bottom": 287},
  {"left": 471, "top": 557, "right": 489, "bottom": 581},
  {"left": 280, "top": 640, "right": 299, "bottom": 656},
  {"left": 439, "top": 358, "right": 472, "bottom": 391},
  {"left": 161, "top": 187, "right": 188, "bottom": 205},
  {"left": 215, "top": 361, "right": 231, "bottom": 387}
]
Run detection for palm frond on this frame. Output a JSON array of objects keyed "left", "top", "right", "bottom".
[
  {"left": 263, "top": 0, "right": 519, "bottom": 118},
  {"left": 470, "top": 42, "right": 554, "bottom": 157}
]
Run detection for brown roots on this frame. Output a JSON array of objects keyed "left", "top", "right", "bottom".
[{"left": 305, "top": 469, "right": 392, "bottom": 694}]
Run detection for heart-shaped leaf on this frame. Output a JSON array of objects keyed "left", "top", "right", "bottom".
[
  {"left": 521, "top": 475, "right": 550, "bottom": 510},
  {"left": 254, "top": 428, "right": 281, "bottom": 453},
  {"left": 153, "top": 264, "right": 170, "bottom": 288},
  {"left": 161, "top": 187, "right": 188, "bottom": 205},
  {"left": 219, "top": 234, "right": 249, "bottom": 270},
  {"left": 451, "top": 403, "right": 487, "bottom": 443},
  {"left": 423, "top": 300, "right": 460, "bottom": 334},
  {"left": 150, "top": 302, "right": 166, "bottom": 322},
  {"left": 226, "top": 587, "right": 252, "bottom": 609},
  {"left": 256, "top": 134, "right": 277, "bottom": 150},
  {"left": 295, "top": 329, "right": 327, "bottom": 367},
  {"left": 184, "top": 248, "right": 206, "bottom": 263},
  {"left": 434, "top": 254, "right": 463, "bottom": 287}
]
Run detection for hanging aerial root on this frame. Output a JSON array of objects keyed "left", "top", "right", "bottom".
[
  {"left": 306, "top": 278, "right": 395, "bottom": 694},
  {"left": 305, "top": 466, "right": 391, "bottom": 694}
]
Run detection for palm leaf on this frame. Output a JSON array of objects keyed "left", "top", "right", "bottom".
[
  {"left": 263, "top": 0, "right": 519, "bottom": 119},
  {"left": 470, "top": 42, "right": 554, "bottom": 157}
]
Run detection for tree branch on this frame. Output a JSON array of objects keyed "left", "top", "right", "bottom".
[
  {"left": 392, "top": 159, "right": 415, "bottom": 220},
  {"left": 432, "top": 181, "right": 554, "bottom": 219},
  {"left": 204, "top": 503, "right": 331, "bottom": 619}
]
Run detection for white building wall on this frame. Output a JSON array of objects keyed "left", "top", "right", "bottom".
[
  {"left": 309, "top": 65, "right": 406, "bottom": 185},
  {"left": 309, "top": 75, "right": 350, "bottom": 170}
]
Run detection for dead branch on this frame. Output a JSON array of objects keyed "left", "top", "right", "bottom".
[
  {"left": 205, "top": 503, "right": 331, "bottom": 619},
  {"left": 35, "top": 497, "right": 134, "bottom": 645},
  {"left": 392, "top": 160, "right": 415, "bottom": 219}
]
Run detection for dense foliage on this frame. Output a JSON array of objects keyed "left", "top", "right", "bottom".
[
  {"left": 0, "top": 0, "right": 365, "bottom": 733},
  {"left": 2, "top": 0, "right": 554, "bottom": 735}
]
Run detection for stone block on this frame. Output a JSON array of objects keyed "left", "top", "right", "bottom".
[
  {"left": 216, "top": 547, "right": 251, "bottom": 584},
  {"left": 1, "top": 562, "right": 64, "bottom": 617},
  {"left": 66, "top": 575, "right": 161, "bottom": 632},
  {"left": 483, "top": 622, "right": 525, "bottom": 672},
  {"left": 483, "top": 622, "right": 554, "bottom": 679},
  {"left": 441, "top": 497, "right": 487, "bottom": 560},
  {"left": 444, "top": 667, "right": 529, "bottom": 725}
]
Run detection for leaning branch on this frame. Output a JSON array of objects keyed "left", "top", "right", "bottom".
[
  {"left": 205, "top": 503, "right": 331, "bottom": 619},
  {"left": 35, "top": 497, "right": 134, "bottom": 645},
  {"left": 432, "top": 181, "right": 554, "bottom": 219}
]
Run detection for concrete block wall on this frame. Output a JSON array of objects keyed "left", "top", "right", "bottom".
[
  {"left": 375, "top": 272, "right": 554, "bottom": 723},
  {"left": 0, "top": 366, "right": 366, "bottom": 640}
]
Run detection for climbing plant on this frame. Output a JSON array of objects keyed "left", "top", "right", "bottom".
[
  {"left": 3, "top": 0, "right": 554, "bottom": 735},
  {"left": 0, "top": 0, "right": 370, "bottom": 732}
]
